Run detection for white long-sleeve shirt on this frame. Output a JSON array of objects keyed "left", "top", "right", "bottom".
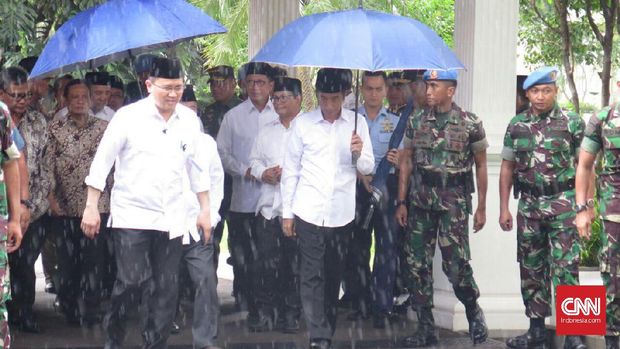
[
  {"left": 85, "top": 96, "right": 209, "bottom": 239},
  {"left": 249, "top": 117, "right": 296, "bottom": 219},
  {"left": 216, "top": 99, "right": 278, "bottom": 213},
  {"left": 281, "top": 107, "right": 374, "bottom": 227},
  {"left": 182, "top": 133, "right": 224, "bottom": 244}
]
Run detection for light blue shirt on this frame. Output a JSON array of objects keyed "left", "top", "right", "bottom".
[{"left": 360, "top": 106, "right": 400, "bottom": 173}]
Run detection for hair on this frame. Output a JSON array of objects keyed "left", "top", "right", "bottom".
[
  {"left": 446, "top": 80, "right": 457, "bottom": 88},
  {"left": 53, "top": 74, "right": 74, "bottom": 93},
  {"left": 63, "top": 79, "right": 89, "bottom": 99},
  {"left": 0, "top": 67, "right": 29, "bottom": 90}
]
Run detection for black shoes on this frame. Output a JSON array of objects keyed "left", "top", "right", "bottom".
[
  {"left": 247, "top": 310, "right": 274, "bottom": 332},
  {"left": 10, "top": 313, "right": 40, "bottom": 333},
  {"left": 607, "top": 336, "right": 620, "bottom": 349},
  {"left": 401, "top": 307, "right": 438, "bottom": 348},
  {"left": 563, "top": 336, "right": 586, "bottom": 349},
  {"left": 346, "top": 310, "right": 370, "bottom": 321},
  {"left": 309, "top": 338, "right": 331, "bottom": 349},
  {"left": 506, "top": 321, "right": 547, "bottom": 349},
  {"left": 171, "top": 321, "right": 181, "bottom": 334},
  {"left": 465, "top": 302, "right": 488, "bottom": 345},
  {"left": 372, "top": 311, "right": 400, "bottom": 329}
]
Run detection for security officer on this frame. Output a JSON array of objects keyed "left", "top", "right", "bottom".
[
  {"left": 500, "top": 67, "right": 586, "bottom": 349},
  {"left": 201, "top": 65, "right": 242, "bottom": 272},
  {"left": 395, "top": 69, "right": 488, "bottom": 347},
  {"left": 576, "top": 85, "right": 620, "bottom": 348},
  {"left": 386, "top": 72, "right": 411, "bottom": 115}
]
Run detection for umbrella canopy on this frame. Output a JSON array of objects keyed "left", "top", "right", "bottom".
[
  {"left": 30, "top": 0, "right": 226, "bottom": 79},
  {"left": 252, "top": 8, "right": 463, "bottom": 72}
]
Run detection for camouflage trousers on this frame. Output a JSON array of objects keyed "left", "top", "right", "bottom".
[
  {"left": 516, "top": 210, "right": 580, "bottom": 319},
  {"left": 0, "top": 241, "right": 10, "bottom": 348},
  {"left": 404, "top": 204, "right": 480, "bottom": 308},
  {"left": 601, "top": 220, "right": 620, "bottom": 336}
]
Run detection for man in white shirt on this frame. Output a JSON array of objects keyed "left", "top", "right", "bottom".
[
  {"left": 281, "top": 68, "right": 374, "bottom": 349},
  {"left": 249, "top": 77, "right": 303, "bottom": 333},
  {"left": 53, "top": 72, "right": 116, "bottom": 122},
  {"left": 80, "top": 58, "right": 211, "bottom": 349},
  {"left": 216, "top": 62, "right": 278, "bottom": 327}
]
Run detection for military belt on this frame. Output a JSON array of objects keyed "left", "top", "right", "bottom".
[
  {"left": 417, "top": 168, "right": 467, "bottom": 188},
  {"left": 519, "top": 179, "right": 575, "bottom": 197}
]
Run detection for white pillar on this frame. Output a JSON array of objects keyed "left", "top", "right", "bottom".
[
  {"left": 431, "top": 0, "right": 527, "bottom": 332},
  {"left": 248, "top": 0, "right": 299, "bottom": 61}
]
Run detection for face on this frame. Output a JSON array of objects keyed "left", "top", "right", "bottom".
[
  {"left": 245, "top": 74, "right": 273, "bottom": 105},
  {"left": 210, "top": 78, "right": 236, "bottom": 103},
  {"left": 107, "top": 87, "right": 124, "bottom": 111},
  {"left": 0, "top": 83, "right": 30, "bottom": 116},
  {"left": 425, "top": 80, "right": 455, "bottom": 107},
  {"left": 55, "top": 78, "right": 72, "bottom": 110},
  {"left": 317, "top": 91, "right": 345, "bottom": 119},
  {"left": 526, "top": 84, "right": 557, "bottom": 114},
  {"left": 409, "top": 80, "right": 427, "bottom": 107},
  {"left": 146, "top": 77, "right": 184, "bottom": 115},
  {"left": 362, "top": 76, "right": 386, "bottom": 109},
  {"left": 90, "top": 84, "right": 111, "bottom": 112},
  {"left": 272, "top": 91, "right": 301, "bottom": 118},
  {"left": 387, "top": 83, "right": 408, "bottom": 107},
  {"left": 181, "top": 101, "right": 198, "bottom": 114},
  {"left": 32, "top": 78, "right": 51, "bottom": 99},
  {"left": 66, "top": 84, "right": 91, "bottom": 116}
]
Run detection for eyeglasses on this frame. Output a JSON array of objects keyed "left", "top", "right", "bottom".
[
  {"left": 3, "top": 90, "right": 32, "bottom": 101},
  {"left": 151, "top": 82, "right": 185, "bottom": 94},
  {"left": 246, "top": 79, "right": 267, "bottom": 87},
  {"left": 271, "top": 94, "right": 295, "bottom": 103}
]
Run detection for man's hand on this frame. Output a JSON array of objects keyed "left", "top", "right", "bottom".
[
  {"left": 19, "top": 205, "right": 31, "bottom": 233},
  {"left": 351, "top": 132, "right": 363, "bottom": 160},
  {"left": 282, "top": 218, "right": 295, "bottom": 237},
  {"left": 395, "top": 204, "right": 408, "bottom": 227},
  {"left": 244, "top": 168, "right": 255, "bottom": 181},
  {"left": 261, "top": 166, "right": 281, "bottom": 185},
  {"left": 7, "top": 220, "right": 22, "bottom": 253},
  {"left": 196, "top": 209, "right": 212, "bottom": 244},
  {"left": 386, "top": 149, "right": 399, "bottom": 168},
  {"left": 576, "top": 210, "right": 592, "bottom": 239},
  {"left": 499, "top": 208, "right": 513, "bottom": 232},
  {"left": 81, "top": 205, "right": 101, "bottom": 239},
  {"left": 360, "top": 175, "right": 373, "bottom": 193},
  {"left": 473, "top": 207, "right": 486, "bottom": 233}
]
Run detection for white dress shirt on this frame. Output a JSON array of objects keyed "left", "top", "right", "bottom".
[
  {"left": 216, "top": 99, "right": 279, "bottom": 213},
  {"left": 54, "top": 105, "right": 114, "bottom": 122},
  {"left": 249, "top": 116, "right": 296, "bottom": 220},
  {"left": 281, "top": 107, "right": 374, "bottom": 227},
  {"left": 182, "top": 133, "right": 224, "bottom": 245},
  {"left": 85, "top": 96, "right": 209, "bottom": 239}
]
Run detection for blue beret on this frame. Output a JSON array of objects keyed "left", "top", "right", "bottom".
[
  {"left": 523, "top": 66, "right": 558, "bottom": 90},
  {"left": 423, "top": 69, "right": 457, "bottom": 82}
]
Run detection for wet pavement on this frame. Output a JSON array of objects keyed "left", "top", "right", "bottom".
[{"left": 11, "top": 254, "right": 508, "bottom": 349}]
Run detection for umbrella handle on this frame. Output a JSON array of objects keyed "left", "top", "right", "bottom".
[{"left": 352, "top": 69, "right": 360, "bottom": 165}]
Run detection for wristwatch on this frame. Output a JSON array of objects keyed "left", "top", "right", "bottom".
[
  {"left": 20, "top": 199, "right": 33, "bottom": 209},
  {"left": 395, "top": 199, "right": 407, "bottom": 207},
  {"left": 574, "top": 203, "right": 587, "bottom": 213},
  {"left": 586, "top": 199, "right": 595, "bottom": 209}
]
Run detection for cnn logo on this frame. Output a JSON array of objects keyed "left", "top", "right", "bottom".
[{"left": 556, "top": 285, "right": 605, "bottom": 335}]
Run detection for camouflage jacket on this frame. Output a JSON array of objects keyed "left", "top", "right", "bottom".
[
  {"left": 200, "top": 96, "right": 242, "bottom": 137},
  {"left": 0, "top": 103, "right": 19, "bottom": 240},
  {"left": 403, "top": 102, "right": 488, "bottom": 212},
  {"left": 501, "top": 104, "right": 584, "bottom": 219},
  {"left": 582, "top": 104, "right": 620, "bottom": 222}
]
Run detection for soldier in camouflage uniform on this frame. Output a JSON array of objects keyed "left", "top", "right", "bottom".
[
  {"left": 500, "top": 67, "right": 586, "bottom": 349},
  {"left": 0, "top": 101, "right": 24, "bottom": 348},
  {"left": 576, "top": 101, "right": 620, "bottom": 349},
  {"left": 200, "top": 65, "right": 242, "bottom": 273},
  {"left": 395, "top": 69, "right": 488, "bottom": 348}
]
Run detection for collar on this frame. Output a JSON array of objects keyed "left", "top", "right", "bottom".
[
  {"left": 248, "top": 98, "right": 274, "bottom": 113},
  {"left": 147, "top": 95, "right": 180, "bottom": 122},
  {"left": 526, "top": 102, "right": 560, "bottom": 121},
  {"left": 66, "top": 113, "right": 96, "bottom": 129}
]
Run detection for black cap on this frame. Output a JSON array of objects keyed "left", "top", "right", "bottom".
[
  {"left": 181, "top": 85, "right": 197, "bottom": 102},
  {"left": 109, "top": 75, "right": 124, "bottom": 90},
  {"left": 134, "top": 54, "right": 158, "bottom": 74},
  {"left": 18, "top": 56, "right": 38, "bottom": 74},
  {"left": 274, "top": 77, "right": 302, "bottom": 96},
  {"left": 271, "top": 67, "right": 288, "bottom": 79},
  {"left": 150, "top": 57, "right": 182, "bottom": 79},
  {"left": 85, "top": 71, "right": 110, "bottom": 86},
  {"left": 244, "top": 62, "right": 273, "bottom": 79},
  {"left": 207, "top": 65, "right": 235, "bottom": 82},
  {"left": 387, "top": 71, "right": 411, "bottom": 85},
  {"left": 315, "top": 68, "right": 352, "bottom": 93},
  {"left": 403, "top": 69, "right": 426, "bottom": 82}
]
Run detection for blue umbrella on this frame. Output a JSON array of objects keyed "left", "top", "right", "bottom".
[
  {"left": 30, "top": 0, "right": 226, "bottom": 79},
  {"left": 252, "top": 8, "right": 463, "bottom": 71}
]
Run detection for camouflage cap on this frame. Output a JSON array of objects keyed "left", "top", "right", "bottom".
[{"left": 207, "top": 65, "right": 235, "bottom": 82}]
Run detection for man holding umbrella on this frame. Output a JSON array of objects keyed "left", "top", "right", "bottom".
[
  {"left": 281, "top": 68, "right": 374, "bottom": 349},
  {"left": 81, "top": 57, "right": 211, "bottom": 349},
  {"left": 395, "top": 69, "right": 489, "bottom": 347}
]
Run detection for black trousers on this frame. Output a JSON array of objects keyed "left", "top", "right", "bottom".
[
  {"left": 297, "top": 217, "right": 352, "bottom": 340},
  {"left": 51, "top": 216, "right": 106, "bottom": 320},
  {"left": 254, "top": 215, "right": 301, "bottom": 320},
  {"left": 212, "top": 173, "right": 233, "bottom": 271},
  {"left": 7, "top": 215, "right": 47, "bottom": 319},
  {"left": 103, "top": 229, "right": 182, "bottom": 349},
  {"left": 227, "top": 211, "right": 258, "bottom": 314}
]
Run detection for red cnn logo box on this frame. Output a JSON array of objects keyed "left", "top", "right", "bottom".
[{"left": 556, "top": 285, "right": 606, "bottom": 335}]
